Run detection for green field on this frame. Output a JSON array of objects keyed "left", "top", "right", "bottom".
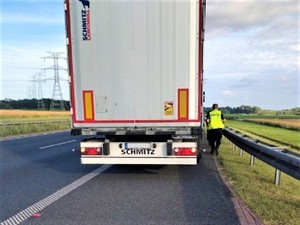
[
  {"left": 225, "top": 120, "right": 300, "bottom": 150},
  {"left": 225, "top": 114, "right": 300, "bottom": 120}
]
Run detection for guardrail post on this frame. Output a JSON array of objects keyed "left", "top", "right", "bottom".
[
  {"left": 239, "top": 148, "right": 243, "bottom": 157},
  {"left": 274, "top": 169, "right": 281, "bottom": 186},
  {"left": 250, "top": 155, "right": 255, "bottom": 166},
  {"left": 225, "top": 138, "right": 229, "bottom": 144}
]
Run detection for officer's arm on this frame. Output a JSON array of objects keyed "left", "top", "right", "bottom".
[
  {"left": 221, "top": 113, "right": 226, "bottom": 123},
  {"left": 206, "top": 112, "right": 210, "bottom": 124}
]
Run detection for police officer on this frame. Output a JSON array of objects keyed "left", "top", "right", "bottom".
[{"left": 206, "top": 103, "right": 226, "bottom": 155}]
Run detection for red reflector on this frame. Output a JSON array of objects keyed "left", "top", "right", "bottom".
[
  {"left": 174, "top": 147, "right": 196, "bottom": 156},
  {"left": 81, "top": 147, "right": 101, "bottom": 155}
]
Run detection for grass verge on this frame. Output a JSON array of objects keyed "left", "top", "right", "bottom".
[
  {"left": 218, "top": 139, "right": 300, "bottom": 225},
  {"left": 0, "top": 121, "right": 70, "bottom": 137},
  {"left": 226, "top": 120, "right": 300, "bottom": 150}
]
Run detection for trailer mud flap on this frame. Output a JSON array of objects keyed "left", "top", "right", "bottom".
[
  {"left": 167, "top": 142, "right": 172, "bottom": 155},
  {"left": 103, "top": 142, "right": 110, "bottom": 155}
]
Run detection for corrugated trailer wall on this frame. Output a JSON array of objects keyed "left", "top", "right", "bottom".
[{"left": 67, "top": 0, "right": 201, "bottom": 127}]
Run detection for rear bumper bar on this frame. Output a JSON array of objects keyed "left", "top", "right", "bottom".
[{"left": 81, "top": 156, "right": 198, "bottom": 165}]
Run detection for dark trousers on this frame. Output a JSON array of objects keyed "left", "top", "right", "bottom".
[{"left": 207, "top": 128, "right": 223, "bottom": 153}]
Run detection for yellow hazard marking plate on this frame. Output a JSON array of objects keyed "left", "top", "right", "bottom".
[{"left": 164, "top": 101, "right": 174, "bottom": 115}]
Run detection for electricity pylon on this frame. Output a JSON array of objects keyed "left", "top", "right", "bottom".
[
  {"left": 35, "top": 72, "right": 45, "bottom": 110},
  {"left": 30, "top": 72, "right": 45, "bottom": 110},
  {"left": 43, "top": 52, "right": 67, "bottom": 110}
]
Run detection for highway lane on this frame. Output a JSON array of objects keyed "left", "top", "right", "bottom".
[
  {"left": 0, "top": 131, "right": 100, "bottom": 222},
  {"left": 0, "top": 132, "right": 240, "bottom": 225}
]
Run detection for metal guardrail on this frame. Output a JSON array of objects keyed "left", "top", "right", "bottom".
[
  {"left": 0, "top": 120, "right": 70, "bottom": 127},
  {"left": 0, "top": 121, "right": 70, "bottom": 137},
  {"left": 223, "top": 127, "right": 300, "bottom": 184}
]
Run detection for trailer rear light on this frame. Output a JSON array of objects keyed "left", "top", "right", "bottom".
[
  {"left": 174, "top": 147, "right": 197, "bottom": 156},
  {"left": 80, "top": 147, "right": 101, "bottom": 155}
]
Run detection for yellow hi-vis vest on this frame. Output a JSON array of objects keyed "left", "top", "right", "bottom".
[{"left": 208, "top": 109, "right": 224, "bottom": 130}]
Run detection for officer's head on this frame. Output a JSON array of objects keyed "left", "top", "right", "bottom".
[{"left": 212, "top": 103, "right": 218, "bottom": 109}]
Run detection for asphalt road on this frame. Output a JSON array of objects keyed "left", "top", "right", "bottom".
[{"left": 0, "top": 131, "right": 240, "bottom": 225}]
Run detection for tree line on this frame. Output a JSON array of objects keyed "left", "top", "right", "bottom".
[
  {"left": 0, "top": 99, "right": 299, "bottom": 115},
  {"left": 0, "top": 98, "right": 70, "bottom": 111},
  {"left": 203, "top": 105, "right": 300, "bottom": 115}
]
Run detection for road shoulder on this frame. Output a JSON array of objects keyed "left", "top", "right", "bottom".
[{"left": 213, "top": 155, "right": 265, "bottom": 225}]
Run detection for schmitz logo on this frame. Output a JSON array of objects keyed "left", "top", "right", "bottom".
[
  {"left": 78, "top": 0, "right": 91, "bottom": 41},
  {"left": 121, "top": 148, "right": 155, "bottom": 155}
]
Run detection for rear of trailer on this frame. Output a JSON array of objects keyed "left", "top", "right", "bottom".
[{"left": 65, "top": 0, "right": 206, "bottom": 165}]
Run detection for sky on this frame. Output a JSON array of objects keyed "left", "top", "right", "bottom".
[{"left": 1, "top": 0, "right": 299, "bottom": 110}]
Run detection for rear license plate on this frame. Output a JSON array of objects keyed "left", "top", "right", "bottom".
[{"left": 121, "top": 143, "right": 155, "bottom": 155}]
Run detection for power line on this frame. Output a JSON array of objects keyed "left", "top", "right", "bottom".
[
  {"left": 2, "top": 66, "right": 43, "bottom": 70},
  {"left": 0, "top": 79, "right": 32, "bottom": 82},
  {"left": 1, "top": 50, "right": 45, "bottom": 58}
]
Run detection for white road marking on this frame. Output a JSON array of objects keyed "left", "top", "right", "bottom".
[
  {"left": 39, "top": 140, "right": 76, "bottom": 149},
  {"left": 0, "top": 165, "right": 112, "bottom": 225}
]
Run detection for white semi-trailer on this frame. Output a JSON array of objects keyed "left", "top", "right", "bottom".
[{"left": 65, "top": 0, "right": 206, "bottom": 165}]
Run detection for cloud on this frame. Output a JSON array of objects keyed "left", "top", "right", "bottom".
[
  {"left": 231, "top": 78, "right": 259, "bottom": 88},
  {"left": 206, "top": 0, "right": 299, "bottom": 37},
  {"left": 275, "top": 75, "right": 290, "bottom": 82},
  {"left": 204, "top": 0, "right": 299, "bottom": 110},
  {"left": 222, "top": 90, "right": 234, "bottom": 96}
]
